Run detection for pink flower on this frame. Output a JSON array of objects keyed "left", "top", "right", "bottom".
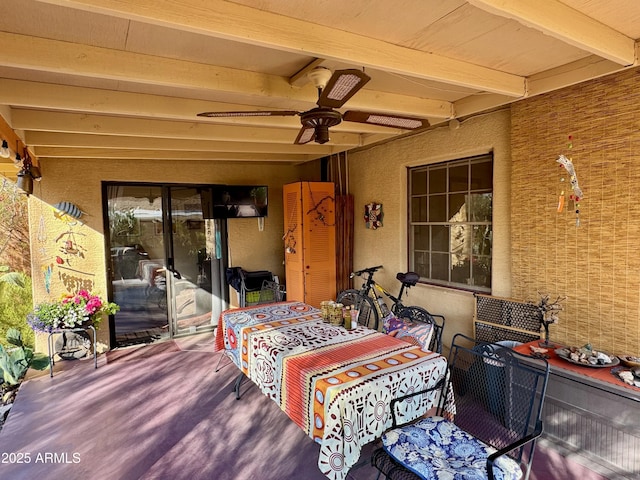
[{"left": 85, "top": 297, "right": 102, "bottom": 314}]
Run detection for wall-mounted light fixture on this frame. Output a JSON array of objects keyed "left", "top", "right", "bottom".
[
  {"left": 15, "top": 149, "right": 41, "bottom": 195},
  {"left": 0, "top": 140, "right": 10, "bottom": 159}
]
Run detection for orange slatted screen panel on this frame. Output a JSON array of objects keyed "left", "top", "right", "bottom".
[
  {"left": 283, "top": 182, "right": 336, "bottom": 308},
  {"left": 302, "top": 182, "right": 336, "bottom": 307},
  {"left": 283, "top": 184, "right": 304, "bottom": 303}
]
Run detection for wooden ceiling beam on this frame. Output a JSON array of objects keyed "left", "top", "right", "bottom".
[
  {"left": 527, "top": 55, "right": 627, "bottom": 96},
  {"left": 0, "top": 162, "right": 20, "bottom": 177},
  {"left": 33, "top": 146, "right": 315, "bottom": 162},
  {"left": 469, "top": 0, "right": 636, "bottom": 66},
  {"left": 34, "top": 0, "right": 525, "bottom": 96},
  {"left": 0, "top": 112, "right": 30, "bottom": 164},
  {"left": 289, "top": 58, "right": 327, "bottom": 88},
  {"left": 453, "top": 55, "right": 627, "bottom": 118},
  {"left": 0, "top": 79, "right": 430, "bottom": 133},
  {"left": 0, "top": 38, "right": 451, "bottom": 120},
  {"left": 11, "top": 109, "right": 364, "bottom": 146},
  {"left": 24, "top": 131, "right": 342, "bottom": 155}
]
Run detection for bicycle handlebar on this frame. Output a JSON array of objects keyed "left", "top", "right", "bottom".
[{"left": 350, "top": 265, "right": 383, "bottom": 278}]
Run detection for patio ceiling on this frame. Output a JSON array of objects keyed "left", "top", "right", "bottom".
[{"left": 0, "top": 0, "right": 639, "bottom": 180}]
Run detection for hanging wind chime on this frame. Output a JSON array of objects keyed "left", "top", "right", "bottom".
[{"left": 556, "top": 135, "right": 583, "bottom": 227}]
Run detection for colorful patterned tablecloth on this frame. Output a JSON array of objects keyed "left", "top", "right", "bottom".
[{"left": 215, "top": 301, "right": 448, "bottom": 480}]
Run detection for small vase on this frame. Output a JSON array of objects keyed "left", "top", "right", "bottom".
[{"left": 538, "top": 323, "right": 556, "bottom": 348}]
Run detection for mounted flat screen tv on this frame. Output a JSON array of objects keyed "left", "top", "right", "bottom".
[{"left": 211, "top": 185, "right": 268, "bottom": 218}]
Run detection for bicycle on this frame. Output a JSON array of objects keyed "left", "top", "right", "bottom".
[{"left": 336, "top": 265, "right": 420, "bottom": 330}]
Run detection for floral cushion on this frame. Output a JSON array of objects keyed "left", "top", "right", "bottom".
[
  {"left": 382, "top": 416, "right": 522, "bottom": 480},
  {"left": 382, "top": 313, "right": 434, "bottom": 351},
  {"left": 382, "top": 312, "right": 406, "bottom": 334},
  {"left": 394, "top": 323, "right": 433, "bottom": 351}
]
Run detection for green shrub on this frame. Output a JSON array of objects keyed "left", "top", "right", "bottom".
[
  {"left": 0, "top": 328, "right": 48, "bottom": 386},
  {"left": 0, "top": 274, "right": 34, "bottom": 349}
]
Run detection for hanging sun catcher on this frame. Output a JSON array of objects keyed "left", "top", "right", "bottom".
[{"left": 556, "top": 135, "right": 583, "bottom": 227}]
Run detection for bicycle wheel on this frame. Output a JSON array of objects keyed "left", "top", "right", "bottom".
[{"left": 336, "top": 289, "right": 379, "bottom": 330}]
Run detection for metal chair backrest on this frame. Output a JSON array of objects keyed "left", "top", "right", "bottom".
[
  {"left": 445, "top": 333, "right": 550, "bottom": 476},
  {"left": 258, "top": 280, "right": 285, "bottom": 304},
  {"left": 394, "top": 305, "right": 445, "bottom": 353}
]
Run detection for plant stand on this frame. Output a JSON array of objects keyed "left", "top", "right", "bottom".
[{"left": 47, "top": 325, "right": 97, "bottom": 377}]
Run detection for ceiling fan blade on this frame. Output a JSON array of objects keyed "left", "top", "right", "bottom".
[
  {"left": 317, "top": 69, "right": 371, "bottom": 109},
  {"left": 197, "top": 110, "right": 299, "bottom": 118},
  {"left": 343, "top": 111, "right": 429, "bottom": 130},
  {"left": 294, "top": 126, "right": 316, "bottom": 145}
]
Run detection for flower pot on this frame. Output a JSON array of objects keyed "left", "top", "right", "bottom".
[{"left": 55, "top": 330, "right": 92, "bottom": 360}]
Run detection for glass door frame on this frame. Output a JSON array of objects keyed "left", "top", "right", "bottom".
[{"left": 103, "top": 181, "right": 230, "bottom": 349}]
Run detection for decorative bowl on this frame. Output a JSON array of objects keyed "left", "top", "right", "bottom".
[{"left": 618, "top": 355, "right": 640, "bottom": 369}]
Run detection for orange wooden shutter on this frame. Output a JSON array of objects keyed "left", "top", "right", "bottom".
[{"left": 283, "top": 182, "right": 337, "bottom": 308}]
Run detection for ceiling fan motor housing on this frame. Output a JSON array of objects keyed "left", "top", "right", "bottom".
[
  {"left": 307, "top": 67, "right": 333, "bottom": 89},
  {"left": 300, "top": 107, "right": 342, "bottom": 144}
]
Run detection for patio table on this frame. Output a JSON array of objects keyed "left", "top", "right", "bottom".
[
  {"left": 513, "top": 340, "right": 640, "bottom": 392},
  {"left": 215, "top": 301, "right": 449, "bottom": 480},
  {"left": 512, "top": 340, "right": 640, "bottom": 475}
]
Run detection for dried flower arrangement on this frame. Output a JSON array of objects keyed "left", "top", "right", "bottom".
[{"left": 536, "top": 293, "right": 565, "bottom": 347}]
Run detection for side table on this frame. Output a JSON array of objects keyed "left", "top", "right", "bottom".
[{"left": 47, "top": 325, "right": 97, "bottom": 377}]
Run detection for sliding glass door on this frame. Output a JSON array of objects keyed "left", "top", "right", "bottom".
[{"left": 105, "top": 183, "right": 228, "bottom": 347}]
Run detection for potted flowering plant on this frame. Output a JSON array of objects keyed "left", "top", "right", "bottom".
[{"left": 27, "top": 290, "right": 119, "bottom": 333}]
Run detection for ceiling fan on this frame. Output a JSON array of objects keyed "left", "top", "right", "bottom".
[{"left": 197, "top": 67, "right": 429, "bottom": 145}]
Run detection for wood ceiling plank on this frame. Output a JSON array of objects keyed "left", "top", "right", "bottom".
[
  {"left": 469, "top": 0, "right": 636, "bottom": 66},
  {"left": 415, "top": 3, "right": 588, "bottom": 76},
  {"left": 561, "top": 0, "right": 640, "bottom": 38},
  {"left": 34, "top": 0, "right": 526, "bottom": 96},
  {"left": 232, "top": 0, "right": 467, "bottom": 47},
  {"left": 11, "top": 109, "right": 363, "bottom": 146}
]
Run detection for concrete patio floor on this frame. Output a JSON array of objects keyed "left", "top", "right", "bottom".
[{"left": 0, "top": 333, "right": 610, "bottom": 480}]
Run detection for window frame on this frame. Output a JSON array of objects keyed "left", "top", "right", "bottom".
[{"left": 408, "top": 153, "right": 493, "bottom": 292}]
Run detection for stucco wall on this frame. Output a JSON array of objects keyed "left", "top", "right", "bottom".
[
  {"left": 29, "top": 66, "right": 640, "bottom": 358},
  {"left": 28, "top": 157, "right": 318, "bottom": 350},
  {"left": 346, "top": 110, "right": 512, "bottom": 350},
  {"left": 511, "top": 67, "right": 640, "bottom": 356}
]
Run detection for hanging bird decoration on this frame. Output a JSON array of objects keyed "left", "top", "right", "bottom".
[{"left": 53, "top": 202, "right": 85, "bottom": 222}]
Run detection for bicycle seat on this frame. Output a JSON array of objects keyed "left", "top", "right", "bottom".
[{"left": 396, "top": 272, "right": 420, "bottom": 286}]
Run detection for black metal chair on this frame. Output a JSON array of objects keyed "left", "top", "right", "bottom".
[
  {"left": 228, "top": 281, "right": 286, "bottom": 397},
  {"left": 258, "top": 280, "right": 286, "bottom": 304},
  {"left": 371, "top": 333, "right": 550, "bottom": 480},
  {"left": 392, "top": 305, "right": 445, "bottom": 354}
]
